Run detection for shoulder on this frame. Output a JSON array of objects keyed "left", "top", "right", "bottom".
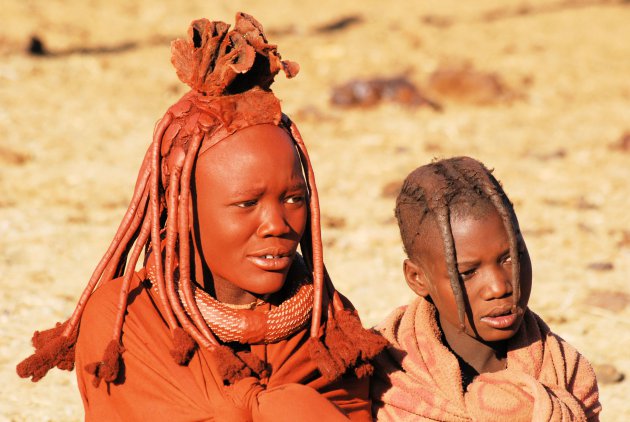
[
  {"left": 369, "top": 303, "right": 411, "bottom": 386},
  {"left": 374, "top": 297, "right": 433, "bottom": 351},
  {"left": 521, "top": 309, "right": 601, "bottom": 417},
  {"left": 374, "top": 305, "right": 408, "bottom": 343},
  {"left": 80, "top": 271, "right": 147, "bottom": 332},
  {"left": 76, "top": 271, "right": 149, "bottom": 359}
]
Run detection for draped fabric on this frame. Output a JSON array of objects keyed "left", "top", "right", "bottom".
[
  {"left": 371, "top": 296, "right": 601, "bottom": 421},
  {"left": 76, "top": 270, "right": 371, "bottom": 421}
]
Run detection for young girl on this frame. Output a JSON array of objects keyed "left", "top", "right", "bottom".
[
  {"left": 17, "top": 13, "right": 385, "bottom": 421},
  {"left": 371, "top": 156, "right": 601, "bottom": 421}
]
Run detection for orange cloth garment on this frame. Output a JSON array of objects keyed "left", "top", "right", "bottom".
[
  {"left": 75, "top": 270, "right": 371, "bottom": 422},
  {"left": 370, "top": 296, "right": 601, "bottom": 421}
]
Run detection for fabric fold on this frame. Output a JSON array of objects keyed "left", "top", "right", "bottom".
[
  {"left": 76, "top": 272, "right": 370, "bottom": 421},
  {"left": 371, "top": 296, "right": 601, "bottom": 421}
]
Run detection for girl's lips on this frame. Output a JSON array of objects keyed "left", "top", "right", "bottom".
[
  {"left": 247, "top": 255, "right": 293, "bottom": 271},
  {"left": 479, "top": 312, "right": 518, "bottom": 329}
]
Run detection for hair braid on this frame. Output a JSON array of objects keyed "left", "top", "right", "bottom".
[
  {"left": 435, "top": 204, "right": 467, "bottom": 330},
  {"left": 433, "top": 162, "right": 469, "bottom": 330},
  {"left": 284, "top": 117, "right": 325, "bottom": 339},
  {"left": 63, "top": 149, "right": 154, "bottom": 339},
  {"left": 112, "top": 209, "right": 153, "bottom": 342},
  {"left": 101, "top": 181, "right": 151, "bottom": 282},
  {"left": 175, "top": 130, "right": 219, "bottom": 346},
  {"left": 150, "top": 113, "right": 180, "bottom": 333},
  {"left": 83, "top": 209, "right": 155, "bottom": 385},
  {"left": 161, "top": 141, "right": 214, "bottom": 349},
  {"left": 455, "top": 159, "right": 521, "bottom": 311}
]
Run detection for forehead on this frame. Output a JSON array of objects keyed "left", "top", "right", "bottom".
[
  {"left": 412, "top": 204, "right": 507, "bottom": 262},
  {"left": 450, "top": 208, "right": 508, "bottom": 257},
  {"left": 194, "top": 124, "right": 303, "bottom": 189}
]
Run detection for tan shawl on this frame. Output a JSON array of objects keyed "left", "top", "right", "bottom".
[{"left": 371, "top": 296, "right": 601, "bottom": 421}]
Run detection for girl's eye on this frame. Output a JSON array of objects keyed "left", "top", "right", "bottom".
[
  {"left": 236, "top": 199, "right": 258, "bottom": 208},
  {"left": 459, "top": 268, "right": 476, "bottom": 280},
  {"left": 285, "top": 195, "right": 305, "bottom": 204}
]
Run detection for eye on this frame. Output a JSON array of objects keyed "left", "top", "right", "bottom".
[
  {"left": 459, "top": 268, "right": 476, "bottom": 281},
  {"left": 235, "top": 199, "right": 258, "bottom": 208},
  {"left": 285, "top": 194, "right": 305, "bottom": 205}
]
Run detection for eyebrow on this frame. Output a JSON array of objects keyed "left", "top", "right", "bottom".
[
  {"left": 231, "top": 180, "right": 307, "bottom": 197},
  {"left": 456, "top": 259, "right": 479, "bottom": 270},
  {"left": 288, "top": 180, "right": 308, "bottom": 191},
  {"left": 232, "top": 186, "right": 265, "bottom": 197}
]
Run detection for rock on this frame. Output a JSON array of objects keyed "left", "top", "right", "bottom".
[
  {"left": 584, "top": 289, "right": 630, "bottom": 313},
  {"left": 593, "top": 363, "right": 625, "bottom": 384}
]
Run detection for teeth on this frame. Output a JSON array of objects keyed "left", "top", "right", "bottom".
[{"left": 264, "top": 255, "right": 276, "bottom": 259}]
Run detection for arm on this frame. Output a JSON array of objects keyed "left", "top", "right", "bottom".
[
  {"left": 75, "top": 275, "right": 231, "bottom": 421},
  {"left": 464, "top": 338, "right": 601, "bottom": 422},
  {"left": 225, "top": 378, "right": 351, "bottom": 422},
  {"left": 465, "top": 369, "right": 587, "bottom": 421}
]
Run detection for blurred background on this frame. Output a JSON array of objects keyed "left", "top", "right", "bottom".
[{"left": 1, "top": 0, "right": 629, "bottom": 420}]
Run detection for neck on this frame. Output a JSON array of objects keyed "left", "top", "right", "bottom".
[
  {"left": 438, "top": 313, "right": 507, "bottom": 375},
  {"left": 213, "top": 278, "right": 259, "bottom": 306},
  {"left": 192, "top": 245, "right": 259, "bottom": 306}
]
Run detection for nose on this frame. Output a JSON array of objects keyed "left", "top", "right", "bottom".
[
  {"left": 257, "top": 202, "right": 291, "bottom": 237},
  {"left": 481, "top": 265, "right": 513, "bottom": 300}
]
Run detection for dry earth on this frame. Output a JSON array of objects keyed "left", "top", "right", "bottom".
[{"left": 1, "top": 0, "right": 629, "bottom": 420}]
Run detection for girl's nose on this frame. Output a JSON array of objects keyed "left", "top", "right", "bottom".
[
  {"left": 481, "top": 265, "right": 513, "bottom": 300},
  {"left": 257, "top": 203, "right": 290, "bottom": 237}
]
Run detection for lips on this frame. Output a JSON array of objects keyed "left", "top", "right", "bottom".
[
  {"left": 247, "top": 248, "right": 295, "bottom": 272},
  {"left": 479, "top": 305, "right": 519, "bottom": 329}
]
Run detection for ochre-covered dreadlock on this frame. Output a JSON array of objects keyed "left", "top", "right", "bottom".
[
  {"left": 18, "top": 12, "right": 385, "bottom": 387},
  {"left": 395, "top": 156, "right": 522, "bottom": 330}
]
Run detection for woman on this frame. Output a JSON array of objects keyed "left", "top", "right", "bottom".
[{"left": 18, "top": 13, "right": 385, "bottom": 421}]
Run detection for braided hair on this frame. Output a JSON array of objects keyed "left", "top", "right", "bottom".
[
  {"left": 395, "top": 156, "right": 522, "bottom": 330},
  {"left": 18, "top": 13, "right": 385, "bottom": 386}
]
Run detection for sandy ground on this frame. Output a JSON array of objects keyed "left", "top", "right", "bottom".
[{"left": 1, "top": 0, "right": 629, "bottom": 420}]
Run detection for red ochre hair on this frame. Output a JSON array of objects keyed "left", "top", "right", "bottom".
[{"left": 17, "top": 12, "right": 385, "bottom": 386}]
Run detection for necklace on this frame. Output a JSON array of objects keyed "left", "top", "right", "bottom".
[
  {"left": 146, "top": 267, "right": 313, "bottom": 344},
  {"left": 221, "top": 298, "right": 266, "bottom": 310}
]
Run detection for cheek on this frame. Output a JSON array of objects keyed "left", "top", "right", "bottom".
[
  {"left": 518, "top": 253, "right": 533, "bottom": 304},
  {"left": 291, "top": 207, "right": 308, "bottom": 237},
  {"left": 194, "top": 202, "right": 239, "bottom": 250},
  {"left": 193, "top": 189, "right": 217, "bottom": 224},
  {"left": 433, "top": 283, "right": 460, "bottom": 315}
]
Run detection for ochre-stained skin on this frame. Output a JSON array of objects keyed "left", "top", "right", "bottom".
[
  {"left": 370, "top": 156, "right": 601, "bottom": 420},
  {"left": 17, "top": 12, "right": 386, "bottom": 420},
  {"left": 395, "top": 157, "right": 523, "bottom": 329}
]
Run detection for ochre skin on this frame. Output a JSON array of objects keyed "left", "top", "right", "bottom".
[
  {"left": 403, "top": 207, "right": 533, "bottom": 375},
  {"left": 191, "top": 124, "right": 308, "bottom": 305},
  {"left": 16, "top": 14, "right": 387, "bottom": 397}
]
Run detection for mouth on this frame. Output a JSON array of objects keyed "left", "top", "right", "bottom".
[
  {"left": 247, "top": 249, "right": 294, "bottom": 272},
  {"left": 479, "top": 305, "right": 519, "bottom": 329}
]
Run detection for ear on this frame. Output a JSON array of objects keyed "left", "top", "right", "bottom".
[{"left": 403, "top": 258, "right": 431, "bottom": 298}]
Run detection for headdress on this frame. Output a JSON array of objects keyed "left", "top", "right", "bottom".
[{"left": 18, "top": 12, "right": 385, "bottom": 386}]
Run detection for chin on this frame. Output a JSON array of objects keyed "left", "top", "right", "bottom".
[
  {"left": 479, "top": 322, "right": 524, "bottom": 343},
  {"left": 245, "top": 273, "right": 288, "bottom": 295},
  {"left": 480, "top": 330, "right": 518, "bottom": 344}
]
